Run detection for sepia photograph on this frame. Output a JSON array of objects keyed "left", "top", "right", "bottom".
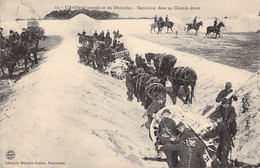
[{"left": 0, "top": 0, "right": 260, "bottom": 167}]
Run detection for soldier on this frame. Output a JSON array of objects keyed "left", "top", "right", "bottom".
[
  {"left": 104, "top": 30, "right": 112, "bottom": 47},
  {"left": 216, "top": 82, "right": 238, "bottom": 105},
  {"left": 105, "top": 30, "right": 110, "bottom": 38},
  {"left": 99, "top": 30, "right": 105, "bottom": 41},
  {"left": 154, "top": 15, "right": 158, "bottom": 24},
  {"left": 165, "top": 15, "right": 169, "bottom": 26},
  {"left": 213, "top": 18, "right": 218, "bottom": 28},
  {"left": 217, "top": 98, "right": 237, "bottom": 137},
  {"left": 93, "top": 31, "right": 99, "bottom": 40},
  {"left": 203, "top": 113, "right": 232, "bottom": 168},
  {"left": 156, "top": 109, "right": 178, "bottom": 168},
  {"left": 125, "top": 69, "right": 136, "bottom": 101},
  {"left": 158, "top": 131, "right": 206, "bottom": 168},
  {"left": 94, "top": 44, "right": 105, "bottom": 72},
  {"left": 20, "top": 28, "right": 29, "bottom": 45},
  {"left": 193, "top": 16, "right": 197, "bottom": 28},
  {"left": 173, "top": 122, "right": 195, "bottom": 144},
  {"left": 0, "top": 27, "right": 5, "bottom": 50},
  {"left": 8, "top": 30, "right": 17, "bottom": 47}
]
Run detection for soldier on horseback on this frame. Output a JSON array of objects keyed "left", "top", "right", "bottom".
[
  {"left": 213, "top": 18, "right": 218, "bottom": 28},
  {"left": 8, "top": 30, "right": 17, "bottom": 47},
  {"left": 165, "top": 15, "right": 169, "bottom": 26},
  {"left": 0, "top": 27, "right": 6, "bottom": 50},
  {"left": 154, "top": 15, "right": 158, "bottom": 24},
  {"left": 20, "top": 28, "right": 29, "bottom": 45},
  {"left": 193, "top": 16, "right": 197, "bottom": 28}
]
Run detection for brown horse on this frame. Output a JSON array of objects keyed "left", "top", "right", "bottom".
[
  {"left": 165, "top": 21, "right": 174, "bottom": 33},
  {"left": 186, "top": 21, "right": 203, "bottom": 35},
  {"left": 0, "top": 48, "right": 19, "bottom": 84},
  {"left": 145, "top": 53, "right": 177, "bottom": 86},
  {"left": 206, "top": 21, "right": 225, "bottom": 38},
  {"left": 169, "top": 66, "right": 197, "bottom": 104}
]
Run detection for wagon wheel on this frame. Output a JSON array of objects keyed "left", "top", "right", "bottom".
[
  {"left": 108, "top": 59, "right": 129, "bottom": 80},
  {"left": 149, "top": 115, "right": 162, "bottom": 142},
  {"left": 149, "top": 105, "right": 184, "bottom": 142}
]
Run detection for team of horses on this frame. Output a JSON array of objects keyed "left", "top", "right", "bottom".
[
  {"left": 128, "top": 53, "right": 197, "bottom": 109},
  {"left": 0, "top": 30, "right": 44, "bottom": 85},
  {"left": 150, "top": 19, "right": 225, "bottom": 38}
]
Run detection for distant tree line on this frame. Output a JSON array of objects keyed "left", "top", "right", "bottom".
[{"left": 44, "top": 9, "right": 119, "bottom": 20}]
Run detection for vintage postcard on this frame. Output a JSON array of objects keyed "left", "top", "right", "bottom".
[{"left": 0, "top": 0, "right": 259, "bottom": 167}]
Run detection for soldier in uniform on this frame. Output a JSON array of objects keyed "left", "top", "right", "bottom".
[
  {"left": 99, "top": 30, "right": 105, "bottom": 41},
  {"left": 156, "top": 109, "right": 178, "bottom": 168},
  {"left": 125, "top": 69, "right": 136, "bottom": 101},
  {"left": 154, "top": 15, "right": 158, "bottom": 24},
  {"left": 213, "top": 18, "right": 218, "bottom": 28},
  {"left": 94, "top": 44, "right": 105, "bottom": 72},
  {"left": 193, "top": 16, "right": 197, "bottom": 28},
  {"left": 8, "top": 30, "right": 17, "bottom": 47},
  {"left": 165, "top": 15, "right": 169, "bottom": 27},
  {"left": 216, "top": 82, "right": 238, "bottom": 105},
  {"left": 0, "top": 27, "right": 6, "bottom": 50},
  {"left": 158, "top": 130, "right": 206, "bottom": 168},
  {"left": 20, "top": 28, "right": 29, "bottom": 45},
  {"left": 93, "top": 31, "right": 99, "bottom": 40},
  {"left": 217, "top": 98, "right": 237, "bottom": 137},
  {"left": 105, "top": 30, "right": 110, "bottom": 37},
  {"left": 203, "top": 113, "right": 233, "bottom": 168}
]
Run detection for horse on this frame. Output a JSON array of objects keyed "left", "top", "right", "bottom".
[
  {"left": 150, "top": 23, "right": 158, "bottom": 33},
  {"left": 145, "top": 53, "right": 177, "bottom": 86},
  {"left": 165, "top": 21, "right": 174, "bottom": 33},
  {"left": 0, "top": 48, "right": 19, "bottom": 84},
  {"left": 169, "top": 66, "right": 197, "bottom": 104},
  {"left": 77, "top": 46, "right": 95, "bottom": 68},
  {"left": 13, "top": 42, "right": 34, "bottom": 72},
  {"left": 186, "top": 21, "right": 203, "bottom": 35},
  {"left": 158, "top": 54, "right": 177, "bottom": 86},
  {"left": 206, "top": 21, "right": 225, "bottom": 38},
  {"left": 145, "top": 53, "right": 166, "bottom": 76},
  {"left": 157, "top": 21, "right": 165, "bottom": 34},
  {"left": 135, "top": 72, "right": 153, "bottom": 109},
  {"left": 26, "top": 38, "right": 39, "bottom": 65}
]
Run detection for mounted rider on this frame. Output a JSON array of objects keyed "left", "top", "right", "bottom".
[
  {"left": 99, "top": 30, "right": 105, "bottom": 41},
  {"left": 154, "top": 15, "right": 158, "bottom": 26},
  {"left": 93, "top": 31, "right": 99, "bottom": 40},
  {"left": 193, "top": 16, "right": 197, "bottom": 28},
  {"left": 8, "top": 30, "right": 18, "bottom": 48},
  {"left": 0, "top": 27, "right": 6, "bottom": 50},
  {"left": 165, "top": 15, "right": 169, "bottom": 26},
  {"left": 213, "top": 18, "right": 218, "bottom": 29},
  {"left": 20, "top": 28, "right": 29, "bottom": 46}
]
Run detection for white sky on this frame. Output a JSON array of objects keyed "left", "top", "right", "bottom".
[{"left": 0, "top": 0, "right": 259, "bottom": 20}]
